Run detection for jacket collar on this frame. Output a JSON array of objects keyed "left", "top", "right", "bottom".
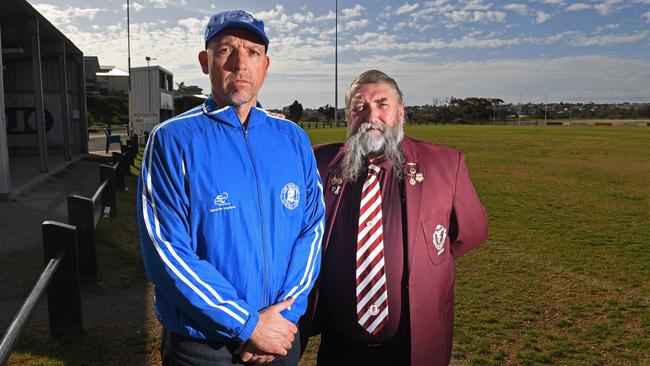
[{"left": 202, "top": 96, "right": 266, "bottom": 129}]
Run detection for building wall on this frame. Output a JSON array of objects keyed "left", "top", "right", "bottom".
[
  {"left": 131, "top": 66, "right": 174, "bottom": 135},
  {"left": 4, "top": 93, "right": 83, "bottom": 154},
  {"left": 96, "top": 74, "right": 128, "bottom": 95},
  {"left": 3, "top": 58, "right": 84, "bottom": 155}
]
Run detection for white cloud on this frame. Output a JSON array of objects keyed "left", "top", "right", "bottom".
[
  {"left": 450, "top": 35, "right": 521, "bottom": 48},
  {"left": 598, "top": 23, "right": 620, "bottom": 31},
  {"left": 178, "top": 17, "right": 206, "bottom": 30},
  {"left": 32, "top": 3, "right": 105, "bottom": 25},
  {"left": 317, "top": 11, "right": 336, "bottom": 21},
  {"left": 344, "top": 19, "right": 369, "bottom": 31},
  {"left": 537, "top": 0, "right": 564, "bottom": 5},
  {"left": 380, "top": 55, "right": 650, "bottom": 105},
  {"left": 149, "top": 0, "right": 168, "bottom": 8},
  {"left": 525, "top": 31, "right": 575, "bottom": 45},
  {"left": 257, "top": 5, "right": 285, "bottom": 21},
  {"left": 536, "top": 11, "right": 551, "bottom": 23},
  {"left": 462, "top": 0, "right": 492, "bottom": 11},
  {"left": 504, "top": 3, "right": 529, "bottom": 15},
  {"left": 342, "top": 4, "right": 365, "bottom": 19},
  {"left": 354, "top": 32, "right": 400, "bottom": 44},
  {"left": 396, "top": 2, "right": 420, "bottom": 15},
  {"left": 422, "top": 0, "right": 456, "bottom": 13},
  {"left": 122, "top": 2, "right": 145, "bottom": 12},
  {"left": 566, "top": 3, "right": 591, "bottom": 11},
  {"left": 446, "top": 10, "right": 507, "bottom": 23},
  {"left": 33, "top": 2, "right": 650, "bottom": 109},
  {"left": 274, "top": 55, "right": 650, "bottom": 108},
  {"left": 257, "top": 5, "right": 332, "bottom": 34},
  {"left": 593, "top": 0, "right": 624, "bottom": 15},
  {"left": 291, "top": 12, "right": 316, "bottom": 23},
  {"left": 570, "top": 31, "right": 648, "bottom": 46}
]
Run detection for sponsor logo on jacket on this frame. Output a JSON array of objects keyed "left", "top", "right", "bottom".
[{"left": 210, "top": 192, "right": 236, "bottom": 213}]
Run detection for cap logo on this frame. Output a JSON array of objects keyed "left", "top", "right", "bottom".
[{"left": 226, "top": 10, "right": 254, "bottom": 23}]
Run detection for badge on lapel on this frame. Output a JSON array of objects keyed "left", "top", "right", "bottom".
[
  {"left": 405, "top": 162, "right": 424, "bottom": 186},
  {"left": 432, "top": 224, "right": 447, "bottom": 255},
  {"left": 330, "top": 176, "right": 343, "bottom": 195}
]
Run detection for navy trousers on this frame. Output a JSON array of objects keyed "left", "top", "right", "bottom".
[
  {"left": 161, "top": 328, "right": 301, "bottom": 366},
  {"left": 316, "top": 330, "right": 409, "bottom": 365}
]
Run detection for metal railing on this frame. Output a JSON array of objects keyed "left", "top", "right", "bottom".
[{"left": 0, "top": 222, "right": 81, "bottom": 366}]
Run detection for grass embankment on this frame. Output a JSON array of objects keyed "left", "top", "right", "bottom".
[{"left": 303, "top": 125, "right": 650, "bottom": 365}]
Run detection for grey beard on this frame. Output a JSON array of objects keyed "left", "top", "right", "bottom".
[{"left": 341, "top": 122, "right": 404, "bottom": 182}]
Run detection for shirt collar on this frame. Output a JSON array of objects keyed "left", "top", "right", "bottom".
[{"left": 368, "top": 155, "right": 394, "bottom": 173}]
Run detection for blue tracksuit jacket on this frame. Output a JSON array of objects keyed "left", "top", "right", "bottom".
[{"left": 137, "top": 98, "right": 324, "bottom": 343}]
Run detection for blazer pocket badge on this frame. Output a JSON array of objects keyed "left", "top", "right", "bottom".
[{"left": 432, "top": 224, "right": 447, "bottom": 255}]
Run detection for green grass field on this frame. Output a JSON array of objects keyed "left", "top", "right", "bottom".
[
  {"left": 4, "top": 125, "right": 648, "bottom": 365},
  {"left": 302, "top": 125, "right": 650, "bottom": 365}
]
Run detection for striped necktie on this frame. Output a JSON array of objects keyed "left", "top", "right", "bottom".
[{"left": 356, "top": 164, "right": 389, "bottom": 335}]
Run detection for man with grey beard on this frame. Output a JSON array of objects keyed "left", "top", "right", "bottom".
[{"left": 300, "top": 70, "right": 488, "bottom": 366}]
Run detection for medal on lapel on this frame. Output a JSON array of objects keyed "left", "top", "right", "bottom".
[
  {"left": 405, "top": 162, "right": 424, "bottom": 185},
  {"left": 330, "top": 176, "right": 343, "bottom": 195}
]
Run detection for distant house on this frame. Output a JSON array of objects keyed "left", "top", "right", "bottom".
[{"left": 95, "top": 66, "right": 129, "bottom": 96}]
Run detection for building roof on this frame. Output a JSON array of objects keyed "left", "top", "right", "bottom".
[
  {"left": 1, "top": 0, "right": 83, "bottom": 60},
  {"left": 96, "top": 67, "right": 129, "bottom": 77}
]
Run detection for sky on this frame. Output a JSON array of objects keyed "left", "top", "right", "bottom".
[{"left": 31, "top": 0, "right": 650, "bottom": 108}]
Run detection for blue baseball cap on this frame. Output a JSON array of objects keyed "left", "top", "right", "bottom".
[{"left": 204, "top": 10, "right": 269, "bottom": 51}]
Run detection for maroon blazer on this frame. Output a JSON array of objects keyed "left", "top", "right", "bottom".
[{"left": 301, "top": 136, "right": 488, "bottom": 366}]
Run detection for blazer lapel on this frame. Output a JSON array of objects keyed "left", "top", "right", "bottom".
[
  {"left": 321, "top": 148, "right": 347, "bottom": 253},
  {"left": 401, "top": 137, "right": 424, "bottom": 276}
]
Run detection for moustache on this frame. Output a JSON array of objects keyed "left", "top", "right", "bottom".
[{"left": 356, "top": 122, "right": 387, "bottom": 134}]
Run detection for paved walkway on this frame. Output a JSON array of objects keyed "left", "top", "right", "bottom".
[{"left": 0, "top": 158, "right": 106, "bottom": 254}]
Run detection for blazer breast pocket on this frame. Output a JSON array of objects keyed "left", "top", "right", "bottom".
[{"left": 420, "top": 214, "right": 451, "bottom": 265}]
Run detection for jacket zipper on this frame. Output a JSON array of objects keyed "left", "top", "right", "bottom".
[{"left": 242, "top": 127, "right": 270, "bottom": 306}]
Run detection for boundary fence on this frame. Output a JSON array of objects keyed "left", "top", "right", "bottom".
[{"left": 0, "top": 136, "right": 139, "bottom": 366}]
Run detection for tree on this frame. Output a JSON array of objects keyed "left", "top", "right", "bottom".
[
  {"left": 287, "top": 100, "right": 303, "bottom": 123},
  {"left": 317, "top": 104, "right": 336, "bottom": 123},
  {"left": 175, "top": 82, "right": 203, "bottom": 96}
]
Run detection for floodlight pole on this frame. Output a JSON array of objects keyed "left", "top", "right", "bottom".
[
  {"left": 127, "top": 0, "right": 132, "bottom": 136},
  {"left": 146, "top": 56, "right": 156, "bottom": 116},
  {"left": 518, "top": 92, "right": 522, "bottom": 126},
  {"left": 334, "top": 0, "right": 338, "bottom": 128},
  {"left": 544, "top": 92, "right": 548, "bottom": 125}
]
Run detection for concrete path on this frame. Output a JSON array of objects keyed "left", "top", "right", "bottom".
[{"left": 0, "top": 159, "right": 105, "bottom": 254}]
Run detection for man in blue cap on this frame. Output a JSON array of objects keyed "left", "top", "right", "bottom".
[{"left": 137, "top": 9, "right": 324, "bottom": 365}]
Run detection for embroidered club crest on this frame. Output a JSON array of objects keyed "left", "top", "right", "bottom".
[
  {"left": 433, "top": 224, "right": 447, "bottom": 255},
  {"left": 281, "top": 183, "right": 300, "bottom": 210}
]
